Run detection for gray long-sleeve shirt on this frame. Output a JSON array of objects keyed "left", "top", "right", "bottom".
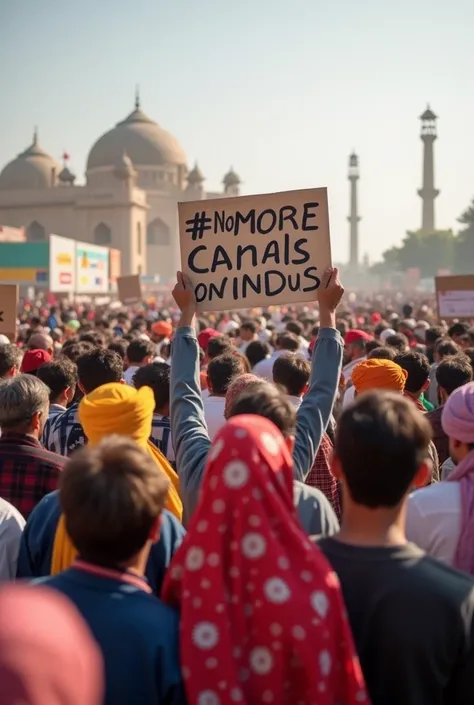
[{"left": 170, "top": 325, "right": 342, "bottom": 530}]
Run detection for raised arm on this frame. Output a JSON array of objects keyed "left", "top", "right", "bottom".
[
  {"left": 293, "top": 267, "right": 344, "bottom": 482},
  {"left": 170, "top": 272, "right": 212, "bottom": 523}
]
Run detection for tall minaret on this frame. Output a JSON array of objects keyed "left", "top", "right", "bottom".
[
  {"left": 347, "top": 152, "right": 361, "bottom": 267},
  {"left": 418, "top": 106, "right": 439, "bottom": 232}
]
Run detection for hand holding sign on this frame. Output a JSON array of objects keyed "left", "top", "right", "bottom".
[
  {"left": 318, "top": 267, "right": 344, "bottom": 329},
  {"left": 173, "top": 271, "right": 197, "bottom": 327}
]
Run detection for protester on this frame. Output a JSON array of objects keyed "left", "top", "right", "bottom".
[
  {"left": 134, "top": 361, "right": 175, "bottom": 463},
  {"left": 0, "top": 344, "right": 22, "bottom": 380},
  {"left": 425, "top": 325, "right": 444, "bottom": 364},
  {"left": 448, "top": 321, "right": 470, "bottom": 346},
  {"left": 237, "top": 319, "right": 259, "bottom": 353},
  {"left": 252, "top": 331, "right": 300, "bottom": 381},
  {"left": 394, "top": 350, "right": 433, "bottom": 411},
  {"left": 197, "top": 327, "right": 221, "bottom": 361},
  {"left": 0, "top": 498, "right": 25, "bottom": 581},
  {"left": 342, "top": 329, "right": 371, "bottom": 381},
  {"left": 0, "top": 585, "right": 103, "bottom": 705},
  {"left": 272, "top": 353, "right": 310, "bottom": 409},
  {"left": 20, "top": 349, "right": 52, "bottom": 376},
  {"left": 123, "top": 338, "right": 156, "bottom": 385},
  {"left": 245, "top": 339, "right": 271, "bottom": 369},
  {"left": 163, "top": 415, "right": 368, "bottom": 705},
  {"left": 37, "top": 358, "right": 78, "bottom": 422},
  {"left": 0, "top": 375, "right": 65, "bottom": 518},
  {"left": 42, "top": 347, "right": 124, "bottom": 455},
  {"left": 203, "top": 353, "right": 248, "bottom": 440},
  {"left": 151, "top": 320, "right": 173, "bottom": 359},
  {"left": 27, "top": 332, "right": 54, "bottom": 355},
  {"left": 427, "top": 337, "right": 461, "bottom": 406},
  {"left": 318, "top": 390, "right": 474, "bottom": 705},
  {"left": 108, "top": 338, "right": 129, "bottom": 362},
  {"left": 40, "top": 438, "right": 185, "bottom": 705},
  {"left": 406, "top": 381, "right": 474, "bottom": 573}
]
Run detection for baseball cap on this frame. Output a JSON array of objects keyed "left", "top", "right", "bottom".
[
  {"left": 344, "top": 329, "right": 373, "bottom": 345},
  {"left": 20, "top": 349, "right": 52, "bottom": 375},
  {"left": 198, "top": 328, "right": 220, "bottom": 352}
]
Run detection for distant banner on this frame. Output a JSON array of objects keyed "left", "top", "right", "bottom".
[
  {"left": 76, "top": 243, "right": 109, "bottom": 294},
  {"left": 179, "top": 188, "right": 331, "bottom": 312},
  {"left": 49, "top": 234, "right": 76, "bottom": 292},
  {"left": 109, "top": 249, "right": 122, "bottom": 286},
  {"left": 0, "top": 284, "right": 19, "bottom": 341},
  {"left": 436, "top": 275, "right": 474, "bottom": 320}
]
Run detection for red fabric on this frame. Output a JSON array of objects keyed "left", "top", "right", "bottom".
[
  {"left": 198, "top": 328, "right": 220, "bottom": 352},
  {"left": 306, "top": 433, "right": 341, "bottom": 519},
  {"left": 162, "top": 415, "right": 368, "bottom": 705},
  {"left": 20, "top": 349, "right": 52, "bottom": 374},
  {"left": 344, "top": 329, "right": 372, "bottom": 344}
]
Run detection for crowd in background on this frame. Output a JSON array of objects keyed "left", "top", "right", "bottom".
[{"left": 0, "top": 275, "right": 474, "bottom": 704}]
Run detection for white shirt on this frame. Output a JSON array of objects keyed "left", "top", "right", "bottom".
[
  {"left": 342, "top": 356, "right": 366, "bottom": 382},
  {"left": 0, "top": 498, "right": 25, "bottom": 582},
  {"left": 124, "top": 365, "right": 139, "bottom": 385},
  {"left": 203, "top": 396, "right": 227, "bottom": 441},
  {"left": 406, "top": 482, "right": 461, "bottom": 567},
  {"left": 342, "top": 385, "right": 356, "bottom": 408},
  {"left": 253, "top": 350, "right": 291, "bottom": 382},
  {"left": 287, "top": 395, "right": 303, "bottom": 410}
]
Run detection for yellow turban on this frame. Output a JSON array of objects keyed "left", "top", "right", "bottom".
[
  {"left": 352, "top": 359, "right": 408, "bottom": 394},
  {"left": 51, "top": 383, "right": 182, "bottom": 575}
]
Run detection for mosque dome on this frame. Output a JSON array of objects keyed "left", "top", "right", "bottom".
[
  {"left": 87, "top": 95, "right": 187, "bottom": 171},
  {"left": 0, "top": 131, "right": 61, "bottom": 190},
  {"left": 223, "top": 166, "right": 241, "bottom": 187},
  {"left": 187, "top": 162, "right": 205, "bottom": 184}
]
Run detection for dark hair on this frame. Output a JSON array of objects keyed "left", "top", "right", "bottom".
[
  {"left": 229, "top": 381, "right": 296, "bottom": 438},
  {"left": 402, "top": 303, "right": 414, "bottom": 318},
  {"left": 436, "top": 355, "right": 473, "bottom": 396},
  {"left": 231, "top": 350, "right": 251, "bottom": 374},
  {"left": 37, "top": 358, "right": 78, "bottom": 404},
  {"left": 61, "top": 340, "right": 95, "bottom": 363},
  {"left": 126, "top": 339, "right": 155, "bottom": 364},
  {"left": 462, "top": 348, "right": 474, "bottom": 370},
  {"left": 240, "top": 320, "right": 257, "bottom": 335},
  {"left": 285, "top": 320, "right": 303, "bottom": 337},
  {"left": 207, "top": 335, "right": 232, "bottom": 360},
  {"left": 365, "top": 339, "right": 385, "bottom": 355},
  {"left": 448, "top": 322, "right": 470, "bottom": 339},
  {"left": 336, "top": 391, "right": 432, "bottom": 508},
  {"left": 60, "top": 437, "right": 169, "bottom": 566},
  {"left": 207, "top": 353, "right": 248, "bottom": 396},
  {"left": 133, "top": 362, "right": 170, "bottom": 412},
  {"left": 425, "top": 326, "right": 444, "bottom": 346},
  {"left": 384, "top": 333, "right": 409, "bottom": 353},
  {"left": 0, "top": 344, "right": 22, "bottom": 378},
  {"left": 108, "top": 339, "right": 129, "bottom": 360},
  {"left": 394, "top": 351, "right": 430, "bottom": 394},
  {"left": 367, "top": 346, "right": 396, "bottom": 361},
  {"left": 275, "top": 332, "right": 299, "bottom": 352},
  {"left": 245, "top": 340, "right": 270, "bottom": 368},
  {"left": 435, "top": 338, "right": 460, "bottom": 359},
  {"left": 273, "top": 353, "right": 310, "bottom": 397},
  {"left": 79, "top": 331, "right": 105, "bottom": 348},
  {"left": 76, "top": 348, "right": 123, "bottom": 393}
]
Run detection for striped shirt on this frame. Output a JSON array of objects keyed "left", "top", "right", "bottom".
[
  {"left": 42, "top": 403, "right": 86, "bottom": 457},
  {"left": 149, "top": 414, "right": 174, "bottom": 463}
]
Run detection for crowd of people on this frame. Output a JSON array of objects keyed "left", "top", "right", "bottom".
[{"left": 0, "top": 270, "right": 474, "bottom": 704}]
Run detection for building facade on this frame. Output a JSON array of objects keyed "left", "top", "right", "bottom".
[{"left": 0, "top": 96, "right": 240, "bottom": 282}]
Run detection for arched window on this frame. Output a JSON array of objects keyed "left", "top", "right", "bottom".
[
  {"left": 94, "top": 222, "right": 111, "bottom": 246},
  {"left": 147, "top": 217, "right": 170, "bottom": 246},
  {"left": 26, "top": 220, "right": 46, "bottom": 241},
  {"left": 137, "top": 222, "right": 142, "bottom": 255}
]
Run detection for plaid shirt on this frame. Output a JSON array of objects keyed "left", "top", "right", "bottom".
[
  {"left": 149, "top": 414, "right": 175, "bottom": 463},
  {"left": 42, "top": 403, "right": 86, "bottom": 457},
  {"left": 0, "top": 433, "right": 65, "bottom": 518},
  {"left": 305, "top": 432, "right": 341, "bottom": 519}
]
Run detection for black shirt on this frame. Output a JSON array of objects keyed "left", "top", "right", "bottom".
[{"left": 317, "top": 537, "right": 474, "bottom": 705}]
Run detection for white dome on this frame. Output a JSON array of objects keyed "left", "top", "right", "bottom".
[
  {"left": 87, "top": 100, "right": 187, "bottom": 171},
  {"left": 0, "top": 134, "right": 61, "bottom": 190}
]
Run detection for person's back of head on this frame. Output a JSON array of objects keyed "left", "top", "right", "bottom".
[
  {"left": 228, "top": 380, "right": 296, "bottom": 440},
  {"left": 125, "top": 339, "right": 155, "bottom": 366},
  {"left": 28, "top": 332, "right": 53, "bottom": 355},
  {"left": 108, "top": 339, "right": 129, "bottom": 360},
  {"left": 394, "top": 350, "right": 430, "bottom": 396},
  {"left": 245, "top": 340, "right": 270, "bottom": 368},
  {"left": 79, "top": 331, "right": 105, "bottom": 349},
  {"left": 367, "top": 346, "right": 395, "bottom": 361},
  {"left": 436, "top": 354, "right": 473, "bottom": 402},
  {"left": 273, "top": 353, "right": 310, "bottom": 397},
  {"left": 207, "top": 335, "right": 232, "bottom": 361},
  {"left": 76, "top": 348, "right": 123, "bottom": 395},
  {"left": 402, "top": 303, "right": 414, "bottom": 319},
  {"left": 37, "top": 358, "right": 78, "bottom": 406},
  {"left": 275, "top": 332, "right": 300, "bottom": 353},
  {"left": 0, "top": 344, "right": 22, "bottom": 379},
  {"left": 133, "top": 362, "right": 170, "bottom": 415},
  {"left": 334, "top": 391, "right": 431, "bottom": 508},
  {"left": 285, "top": 320, "right": 303, "bottom": 338},
  {"left": 0, "top": 374, "right": 50, "bottom": 437},
  {"left": 448, "top": 322, "right": 470, "bottom": 341},
  {"left": 60, "top": 340, "right": 95, "bottom": 363},
  {"left": 365, "top": 339, "right": 385, "bottom": 356},
  {"left": 462, "top": 347, "right": 474, "bottom": 371},
  {"left": 384, "top": 333, "right": 409, "bottom": 353},
  {"left": 239, "top": 320, "right": 257, "bottom": 340},
  {"left": 426, "top": 326, "right": 444, "bottom": 347},
  {"left": 435, "top": 338, "right": 460, "bottom": 361},
  {"left": 207, "top": 353, "right": 248, "bottom": 396},
  {"left": 60, "top": 437, "right": 169, "bottom": 568}
]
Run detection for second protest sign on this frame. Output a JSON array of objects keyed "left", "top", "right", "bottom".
[{"left": 178, "top": 187, "right": 331, "bottom": 312}]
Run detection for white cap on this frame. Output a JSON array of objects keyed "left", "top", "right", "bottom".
[
  {"left": 380, "top": 328, "right": 396, "bottom": 344},
  {"left": 0, "top": 334, "right": 10, "bottom": 345}
]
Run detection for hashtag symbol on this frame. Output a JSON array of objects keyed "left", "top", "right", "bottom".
[{"left": 185, "top": 211, "right": 212, "bottom": 241}]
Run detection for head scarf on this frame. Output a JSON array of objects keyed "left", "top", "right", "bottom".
[
  {"left": 224, "top": 374, "right": 260, "bottom": 419},
  {"left": 51, "top": 383, "right": 182, "bottom": 575},
  {"left": 162, "top": 416, "right": 368, "bottom": 705},
  {"left": 352, "top": 358, "right": 407, "bottom": 394},
  {"left": 443, "top": 382, "right": 474, "bottom": 574},
  {"left": 0, "top": 585, "right": 103, "bottom": 705}
]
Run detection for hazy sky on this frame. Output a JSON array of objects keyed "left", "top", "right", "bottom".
[{"left": 1, "top": 0, "right": 472, "bottom": 263}]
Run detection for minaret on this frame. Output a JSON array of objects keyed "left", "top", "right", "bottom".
[
  {"left": 418, "top": 105, "right": 439, "bottom": 232},
  {"left": 347, "top": 152, "right": 360, "bottom": 267}
]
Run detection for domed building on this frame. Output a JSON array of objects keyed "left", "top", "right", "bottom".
[{"left": 0, "top": 94, "right": 241, "bottom": 281}]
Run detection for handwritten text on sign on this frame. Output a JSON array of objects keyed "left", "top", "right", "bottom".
[{"left": 178, "top": 188, "right": 331, "bottom": 311}]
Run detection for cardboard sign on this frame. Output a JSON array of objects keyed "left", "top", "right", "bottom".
[
  {"left": 0, "top": 284, "right": 18, "bottom": 341},
  {"left": 436, "top": 275, "right": 474, "bottom": 320},
  {"left": 117, "top": 275, "right": 142, "bottom": 305},
  {"left": 178, "top": 188, "right": 331, "bottom": 312}
]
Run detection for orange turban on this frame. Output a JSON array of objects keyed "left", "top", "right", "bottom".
[{"left": 352, "top": 358, "right": 408, "bottom": 394}]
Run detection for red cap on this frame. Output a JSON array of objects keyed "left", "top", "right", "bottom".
[
  {"left": 344, "top": 329, "right": 373, "bottom": 344},
  {"left": 198, "top": 328, "right": 220, "bottom": 352},
  {"left": 21, "top": 349, "right": 52, "bottom": 374}
]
